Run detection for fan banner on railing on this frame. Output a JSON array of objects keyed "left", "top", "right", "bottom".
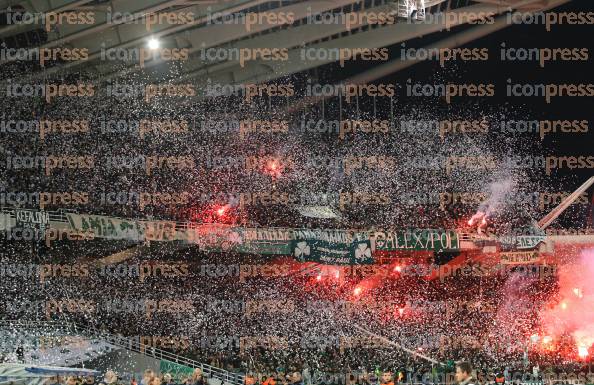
[
  {"left": 66, "top": 214, "right": 144, "bottom": 241},
  {"left": 185, "top": 223, "right": 241, "bottom": 251},
  {"left": 292, "top": 230, "right": 374, "bottom": 265},
  {"left": 498, "top": 234, "right": 547, "bottom": 250},
  {"left": 143, "top": 221, "right": 177, "bottom": 241},
  {"left": 371, "top": 229, "right": 460, "bottom": 252},
  {"left": 158, "top": 360, "right": 194, "bottom": 379},
  {"left": 499, "top": 250, "right": 542, "bottom": 265},
  {"left": 63, "top": 213, "right": 461, "bottom": 259},
  {"left": 235, "top": 227, "right": 292, "bottom": 254},
  {"left": 15, "top": 209, "right": 49, "bottom": 236},
  {"left": 0, "top": 213, "right": 14, "bottom": 231},
  {"left": 292, "top": 238, "right": 374, "bottom": 265}
]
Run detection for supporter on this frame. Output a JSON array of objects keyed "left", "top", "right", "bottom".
[
  {"left": 245, "top": 374, "right": 256, "bottom": 385},
  {"left": 150, "top": 376, "right": 162, "bottom": 385},
  {"left": 380, "top": 372, "right": 393, "bottom": 385},
  {"left": 15, "top": 345, "right": 24, "bottom": 363},
  {"left": 48, "top": 376, "right": 63, "bottom": 385},
  {"left": 161, "top": 374, "right": 173, "bottom": 385},
  {"left": 141, "top": 370, "right": 155, "bottom": 385},
  {"left": 188, "top": 369, "right": 205, "bottom": 385},
  {"left": 455, "top": 362, "right": 475, "bottom": 385},
  {"left": 495, "top": 372, "right": 505, "bottom": 385},
  {"left": 262, "top": 374, "right": 276, "bottom": 385},
  {"left": 301, "top": 365, "right": 311, "bottom": 385},
  {"left": 99, "top": 371, "right": 120, "bottom": 385},
  {"left": 286, "top": 372, "right": 302, "bottom": 385}
]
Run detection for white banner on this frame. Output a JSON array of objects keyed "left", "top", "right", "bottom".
[{"left": 500, "top": 251, "right": 541, "bottom": 265}]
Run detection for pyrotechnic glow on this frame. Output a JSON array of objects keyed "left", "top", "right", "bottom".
[
  {"left": 266, "top": 159, "right": 282, "bottom": 178},
  {"left": 394, "top": 266, "right": 402, "bottom": 273},
  {"left": 468, "top": 211, "right": 489, "bottom": 233},
  {"left": 542, "top": 336, "right": 552, "bottom": 344},
  {"left": 468, "top": 211, "right": 485, "bottom": 225},
  {"left": 530, "top": 334, "right": 539, "bottom": 343},
  {"left": 399, "top": 307, "right": 405, "bottom": 316},
  {"left": 354, "top": 287, "right": 362, "bottom": 296},
  {"left": 216, "top": 206, "right": 227, "bottom": 216},
  {"left": 541, "top": 248, "right": 594, "bottom": 360},
  {"left": 316, "top": 274, "right": 322, "bottom": 281}
]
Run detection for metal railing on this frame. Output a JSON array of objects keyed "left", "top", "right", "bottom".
[
  {"left": 0, "top": 320, "right": 244, "bottom": 385},
  {"left": 0, "top": 206, "right": 474, "bottom": 236},
  {"left": 3, "top": 206, "right": 593, "bottom": 252}
]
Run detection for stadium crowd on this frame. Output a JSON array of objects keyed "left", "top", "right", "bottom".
[
  {"left": 1, "top": 239, "right": 591, "bottom": 385},
  {"left": 0, "top": 52, "right": 592, "bottom": 385},
  {"left": 3, "top": 73, "right": 587, "bottom": 231}
]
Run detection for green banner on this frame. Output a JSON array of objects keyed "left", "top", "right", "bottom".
[
  {"left": 235, "top": 228, "right": 293, "bottom": 255},
  {"left": 372, "top": 229, "right": 460, "bottom": 252},
  {"left": 66, "top": 213, "right": 144, "bottom": 241},
  {"left": 498, "top": 234, "right": 546, "bottom": 250},
  {"left": 159, "top": 360, "right": 195, "bottom": 379},
  {"left": 184, "top": 224, "right": 242, "bottom": 251},
  {"left": 292, "top": 239, "right": 374, "bottom": 265},
  {"left": 65, "top": 213, "right": 463, "bottom": 257}
]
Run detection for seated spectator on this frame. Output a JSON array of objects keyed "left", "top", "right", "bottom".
[
  {"left": 150, "top": 376, "right": 162, "bottom": 385},
  {"left": 162, "top": 374, "right": 176, "bottom": 385},
  {"left": 142, "top": 370, "right": 155, "bottom": 385},
  {"left": 99, "top": 371, "right": 120, "bottom": 385},
  {"left": 189, "top": 369, "right": 205, "bottom": 385}
]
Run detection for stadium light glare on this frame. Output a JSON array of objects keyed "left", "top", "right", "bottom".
[{"left": 147, "top": 38, "right": 160, "bottom": 50}]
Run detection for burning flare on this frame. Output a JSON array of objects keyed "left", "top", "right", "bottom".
[
  {"left": 468, "top": 211, "right": 488, "bottom": 234},
  {"left": 540, "top": 248, "right": 594, "bottom": 360}
]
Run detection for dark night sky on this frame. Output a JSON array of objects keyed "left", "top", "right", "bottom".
[{"left": 321, "top": 0, "right": 594, "bottom": 191}]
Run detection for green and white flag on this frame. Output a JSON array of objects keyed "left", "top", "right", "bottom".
[{"left": 292, "top": 239, "right": 374, "bottom": 265}]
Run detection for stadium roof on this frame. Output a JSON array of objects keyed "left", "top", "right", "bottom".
[{"left": 0, "top": 0, "right": 573, "bottom": 85}]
